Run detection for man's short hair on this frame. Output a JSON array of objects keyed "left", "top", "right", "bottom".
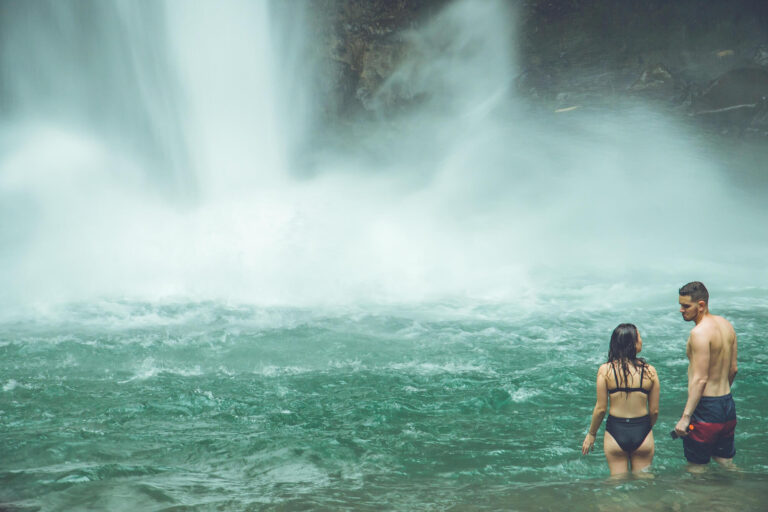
[{"left": 679, "top": 281, "right": 709, "bottom": 304}]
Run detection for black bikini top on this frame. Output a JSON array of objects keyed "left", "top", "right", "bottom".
[{"left": 607, "top": 363, "right": 649, "bottom": 395}]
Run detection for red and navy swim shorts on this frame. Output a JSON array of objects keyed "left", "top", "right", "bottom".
[{"left": 683, "top": 393, "right": 737, "bottom": 464}]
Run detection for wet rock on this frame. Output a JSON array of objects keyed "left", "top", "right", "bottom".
[
  {"left": 751, "top": 103, "right": 768, "bottom": 132},
  {"left": 630, "top": 64, "right": 674, "bottom": 92},
  {"left": 315, "top": 0, "right": 768, "bottom": 140},
  {"left": 315, "top": 0, "right": 449, "bottom": 115},
  {"left": 691, "top": 67, "right": 768, "bottom": 133},
  {"left": 356, "top": 38, "right": 409, "bottom": 109},
  {"left": 753, "top": 45, "right": 768, "bottom": 67},
  {"left": 693, "top": 68, "right": 768, "bottom": 113}
]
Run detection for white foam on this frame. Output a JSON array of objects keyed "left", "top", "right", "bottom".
[
  {"left": 508, "top": 387, "right": 541, "bottom": 403},
  {"left": 120, "top": 358, "right": 203, "bottom": 382},
  {"left": 386, "top": 361, "right": 496, "bottom": 376}
]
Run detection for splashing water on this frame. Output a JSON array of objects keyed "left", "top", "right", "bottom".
[
  {"left": 0, "top": 0, "right": 765, "bottom": 310},
  {"left": 1, "top": 2, "right": 768, "bottom": 510}
]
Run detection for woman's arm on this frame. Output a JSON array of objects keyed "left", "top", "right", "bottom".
[
  {"left": 648, "top": 365, "right": 660, "bottom": 427},
  {"left": 582, "top": 367, "right": 608, "bottom": 455}
]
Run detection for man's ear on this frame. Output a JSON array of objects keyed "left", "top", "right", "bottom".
[{"left": 697, "top": 300, "right": 706, "bottom": 310}]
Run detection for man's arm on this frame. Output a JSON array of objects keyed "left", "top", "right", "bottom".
[
  {"left": 675, "top": 331, "right": 710, "bottom": 436},
  {"left": 729, "top": 332, "right": 738, "bottom": 386}
]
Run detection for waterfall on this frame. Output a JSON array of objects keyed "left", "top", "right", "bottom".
[
  {"left": 0, "top": 0, "right": 764, "bottom": 309},
  {"left": 0, "top": 0, "right": 189, "bottom": 193},
  {"left": 0, "top": 0, "right": 319, "bottom": 304},
  {"left": 166, "top": 0, "right": 283, "bottom": 195}
]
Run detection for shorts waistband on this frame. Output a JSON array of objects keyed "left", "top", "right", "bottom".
[{"left": 699, "top": 393, "right": 732, "bottom": 402}]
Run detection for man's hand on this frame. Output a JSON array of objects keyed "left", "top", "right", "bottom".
[{"left": 675, "top": 416, "right": 691, "bottom": 437}]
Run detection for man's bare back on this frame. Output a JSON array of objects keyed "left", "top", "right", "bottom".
[
  {"left": 686, "top": 313, "right": 737, "bottom": 397},
  {"left": 675, "top": 281, "right": 738, "bottom": 465}
]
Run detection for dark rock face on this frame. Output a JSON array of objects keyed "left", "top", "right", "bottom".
[
  {"left": 311, "top": 0, "right": 450, "bottom": 116},
  {"left": 514, "top": 0, "right": 768, "bottom": 135},
  {"left": 691, "top": 67, "right": 768, "bottom": 133},
  {"left": 694, "top": 67, "right": 768, "bottom": 114},
  {"left": 517, "top": 1, "right": 768, "bottom": 89},
  {"left": 314, "top": 0, "right": 768, "bottom": 135}
]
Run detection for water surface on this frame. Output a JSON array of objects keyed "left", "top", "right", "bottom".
[{"left": 2, "top": 296, "right": 766, "bottom": 510}]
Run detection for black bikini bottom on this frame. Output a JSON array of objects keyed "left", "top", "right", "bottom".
[{"left": 606, "top": 414, "right": 652, "bottom": 453}]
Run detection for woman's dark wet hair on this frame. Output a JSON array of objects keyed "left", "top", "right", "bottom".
[{"left": 607, "top": 323, "right": 647, "bottom": 392}]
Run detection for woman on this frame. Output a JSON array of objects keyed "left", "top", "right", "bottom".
[{"left": 582, "top": 323, "right": 660, "bottom": 475}]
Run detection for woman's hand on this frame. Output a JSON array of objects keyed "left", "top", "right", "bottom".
[{"left": 582, "top": 433, "right": 596, "bottom": 455}]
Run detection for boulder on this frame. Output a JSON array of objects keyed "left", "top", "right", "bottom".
[
  {"left": 691, "top": 68, "right": 768, "bottom": 132},
  {"left": 694, "top": 67, "right": 768, "bottom": 113}
]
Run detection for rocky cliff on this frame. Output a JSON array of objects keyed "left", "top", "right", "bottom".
[{"left": 311, "top": 0, "right": 768, "bottom": 135}]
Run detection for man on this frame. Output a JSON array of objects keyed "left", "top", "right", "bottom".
[{"left": 675, "top": 281, "right": 738, "bottom": 466}]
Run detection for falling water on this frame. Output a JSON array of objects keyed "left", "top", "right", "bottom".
[{"left": 0, "top": 0, "right": 766, "bottom": 309}]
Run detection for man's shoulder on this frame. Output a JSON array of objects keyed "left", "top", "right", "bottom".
[
  {"left": 694, "top": 313, "right": 731, "bottom": 331},
  {"left": 713, "top": 314, "right": 735, "bottom": 329},
  {"left": 693, "top": 314, "right": 735, "bottom": 343},
  {"left": 689, "top": 323, "right": 713, "bottom": 345},
  {"left": 707, "top": 314, "right": 736, "bottom": 337},
  {"left": 690, "top": 321, "right": 711, "bottom": 335}
]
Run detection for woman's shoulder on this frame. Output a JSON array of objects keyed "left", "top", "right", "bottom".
[
  {"left": 645, "top": 364, "right": 658, "bottom": 379},
  {"left": 597, "top": 362, "right": 611, "bottom": 376}
]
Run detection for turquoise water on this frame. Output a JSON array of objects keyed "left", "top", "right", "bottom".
[
  {"left": 2, "top": 2, "right": 767, "bottom": 509},
  {"left": 2, "top": 293, "right": 766, "bottom": 511}
]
